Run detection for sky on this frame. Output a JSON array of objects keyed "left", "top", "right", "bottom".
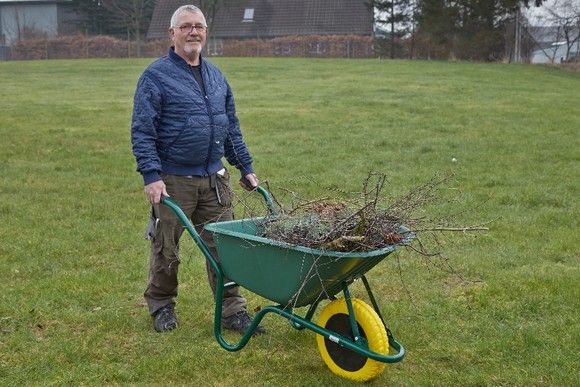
[{"left": 523, "top": 0, "right": 580, "bottom": 25}]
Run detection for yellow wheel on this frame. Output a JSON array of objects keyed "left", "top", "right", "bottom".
[{"left": 316, "top": 298, "right": 388, "bottom": 382}]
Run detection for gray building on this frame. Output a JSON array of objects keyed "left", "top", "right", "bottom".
[{"left": 0, "top": 0, "right": 78, "bottom": 45}]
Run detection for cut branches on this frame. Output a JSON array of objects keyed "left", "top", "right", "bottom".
[{"left": 252, "top": 172, "right": 489, "bottom": 253}]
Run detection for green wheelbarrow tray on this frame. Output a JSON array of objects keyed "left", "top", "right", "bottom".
[
  {"left": 205, "top": 216, "right": 413, "bottom": 308},
  {"left": 161, "top": 186, "right": 414, "bottom": 370}
]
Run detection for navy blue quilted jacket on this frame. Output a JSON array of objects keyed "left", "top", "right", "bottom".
[{"left": 131, "top": 47, "right": 254, "bottom": 185}]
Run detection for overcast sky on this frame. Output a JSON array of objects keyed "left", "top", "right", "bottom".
[{"left": 523, "top": 0, "right": 580, "bottom": 25}]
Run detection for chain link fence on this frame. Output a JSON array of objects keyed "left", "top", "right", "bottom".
[
  {"left": 3, "top": 35, "right": 167, "bottom": 60},
  {"left": 1, "top": 34, "right": 374, "bottom": 61}
]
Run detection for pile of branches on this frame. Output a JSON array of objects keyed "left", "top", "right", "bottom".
[{"left": 256, "top": 172, "right": 488, "bottom": 253}]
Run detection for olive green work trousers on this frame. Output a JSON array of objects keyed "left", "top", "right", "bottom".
[{"left": 144, "top": 172, "right": 247, "bottom": 319}]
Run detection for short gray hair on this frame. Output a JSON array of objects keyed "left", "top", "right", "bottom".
[{"left": 170, "top": 5, "right": 206, "bottom": 28}]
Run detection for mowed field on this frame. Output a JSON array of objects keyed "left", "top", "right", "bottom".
[{"left": 0, "top": 57, "right": 578, "bottom": 385}]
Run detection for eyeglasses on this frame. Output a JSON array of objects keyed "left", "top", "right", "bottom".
[{"left": 177, "top": 24, "right": 207, "bottom": 34}]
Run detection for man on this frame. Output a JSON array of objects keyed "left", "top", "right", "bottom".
[{"left": 131, "top": 5, "right": 264, "bottom": 334}]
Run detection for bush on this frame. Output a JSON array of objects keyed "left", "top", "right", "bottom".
[
  {"left": 221, "top": 35, "right": 373, "bottom": 58},
  {"left": 8, "top": 34, "right": 372, "bottom": 60},
  {"left": 10, "top": 35, "right": 169, "bottom": 60}
]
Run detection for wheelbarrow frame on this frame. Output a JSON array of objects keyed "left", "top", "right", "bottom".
[{"left": 161, "top": 186, "right": 408, "bottom": 364}]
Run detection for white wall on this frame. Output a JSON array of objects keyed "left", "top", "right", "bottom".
[
  {"left": 531, "top": 43, "right": 579, "bottom": 64},
  {"left": 1, "top": 3, "right": 57, "bottom": 45}
]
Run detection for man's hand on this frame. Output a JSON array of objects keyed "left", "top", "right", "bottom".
[
  {"left": 240, "top": 173, "right": 259, "bottom": 191},
  {"left": 144, "top": 180, "right": 169, "bottom": 204}
]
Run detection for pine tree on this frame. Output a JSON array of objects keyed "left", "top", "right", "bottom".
[
  {"left": 372, "top": 0, "right": 413, "bottom": 58},
  {"left": 415, "top": 0, "right": 545, "bottom": 60}
]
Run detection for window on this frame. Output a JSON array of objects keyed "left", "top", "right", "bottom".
[{"left": 243, "top": 8, "right": 254, "bottom": 22}]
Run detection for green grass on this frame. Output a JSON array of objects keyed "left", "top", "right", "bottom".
[{"left": 0, "top": 57, "right": 578, "bottom": 385}]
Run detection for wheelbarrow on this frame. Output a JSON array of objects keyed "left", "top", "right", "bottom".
[{"left": 161, "top": 186, "right": 414, "bottom": 382}]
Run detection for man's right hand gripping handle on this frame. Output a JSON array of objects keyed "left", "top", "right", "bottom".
[{"left": 145, "top": 180, "right": 169, "bottom": 204}]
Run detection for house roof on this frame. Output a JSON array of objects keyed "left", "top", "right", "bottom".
[{"left": 147, "top": 0, "right": 373, "bottom": 40}]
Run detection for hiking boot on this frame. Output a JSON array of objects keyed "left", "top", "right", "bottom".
[
  {"left": 222, "top": 310, "right": 265, "bottom": 335},
  {"left": 153, "top": 303, "right": 177, "bottom": 332}
]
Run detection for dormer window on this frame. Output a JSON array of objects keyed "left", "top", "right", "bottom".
[{"left": 243, "top": 8, "right": 254, "bottom": 22}]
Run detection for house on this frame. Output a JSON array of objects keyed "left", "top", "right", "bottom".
[
  {"left": 147, "top": 0, "right": 373, "bottom": 56},
  {"left": 531, "top": 41, "right": 579, "bottom": 64},
  {"left": 0, "top": 0, "right": 79, "bottom": 45},
  {"left": 528, "top": 25, "right": 580, "bottom": 64}
]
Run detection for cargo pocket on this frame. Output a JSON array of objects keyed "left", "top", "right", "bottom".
[
  {"left": 143, "top": 207, "right": 159, "bottom": 240},
  {"left": 216, "top": 168, "right": 233, "bottom": 207}
]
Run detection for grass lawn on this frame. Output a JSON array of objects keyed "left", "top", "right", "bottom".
[{"left": 0, "top": 57, "right": 578, "bottom": 385}]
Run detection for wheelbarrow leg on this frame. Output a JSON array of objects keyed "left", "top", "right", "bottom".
[
  {"left": 361, "top": 275, "right": 399, "bottom": 349},
  {"left": 341, "top": 283, "right": 367, "bottom": 347},
  {"left": 361, "top": 275, "right": 386, "bottom": 325}
]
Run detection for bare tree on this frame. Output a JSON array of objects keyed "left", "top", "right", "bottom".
[
  {"left": 198, "top": 0, "right": 224, "bottom": 32},
  {"left": 544, "top": 0, "right": 580, "bottom": 61},
  {"left": 526, "top": 24, "right": 566, "bottom": 62},
  {"left": 101, "top": 0, "right": 155, "bottom": 56}
]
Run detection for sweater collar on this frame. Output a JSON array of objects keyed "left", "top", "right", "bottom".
[{"left": 168, "top": 46, "right": 203, "bottom": 68}]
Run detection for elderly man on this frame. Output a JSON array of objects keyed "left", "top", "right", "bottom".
[{"left": 131, "top": 5, "right": 264, "bottom": 334}]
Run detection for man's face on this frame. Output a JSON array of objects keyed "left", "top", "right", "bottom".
[{"left": 170, "top": 11, "right": 207, "bottom": 59}]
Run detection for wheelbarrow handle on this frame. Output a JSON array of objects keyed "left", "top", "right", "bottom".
[
  {"left": 159, "top": 184, "right": 275, "bottom": 240},
  {"left": 238, "top": 176, "right": 276, "bottom": 217},
  {"left": 160, "top": 195, "right": 215, "bottom": 260},
  {"left": 159, "top": 184, "right": 276, "bottom": 299},
  {"left": 160, "top": 186, "right": 275, "bottom": 352},
  {"left": 255, "top": 186, "right": 277, "bottom": 217}
]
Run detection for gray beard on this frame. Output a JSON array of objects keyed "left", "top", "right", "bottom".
[{"left": 184, "top": 45, "right": 202, "bottom": 55}]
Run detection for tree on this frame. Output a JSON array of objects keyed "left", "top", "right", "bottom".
[
  {"left": 415, "top": 0, "right": 459, "bottom": 59},
  {"left": 71, "top": 0, "right": 109, "bottom": 36},
  {"left": 101, "top": 0, "right": 156, "bottom": 56},
  {"left": 544, "top": 0, "right": 580, "bottom": 61},
  {"left": 197, "top": 0, "right": 224, "bottom": 32},
  {"left": 414, "top": 0, "right": 545, "bottom": 61},
  {"left": 372, "top": 0, "right": 413, "bottom": 58}
]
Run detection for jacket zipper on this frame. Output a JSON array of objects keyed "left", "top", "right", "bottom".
[{"left": 194, "top": 63, "right": 215, "bottom": 175}]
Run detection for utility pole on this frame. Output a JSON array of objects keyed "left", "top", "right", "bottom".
[{"left": 514, "top": 8, "right": 521, "bottom": 63}]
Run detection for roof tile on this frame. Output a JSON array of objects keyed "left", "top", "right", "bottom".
[{"left": 148, "top": 0, "right": 372, "bottom": 39}]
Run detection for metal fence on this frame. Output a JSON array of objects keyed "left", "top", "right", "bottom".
[
  {"left": 4, "top": 36, "right": 579, "bottom": 65},
  {"left": 1, "top": 34, "right": 374, "bottom": 61},
  {"left": 0, "top": 46, "right": 10, "bottom": 60}
]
